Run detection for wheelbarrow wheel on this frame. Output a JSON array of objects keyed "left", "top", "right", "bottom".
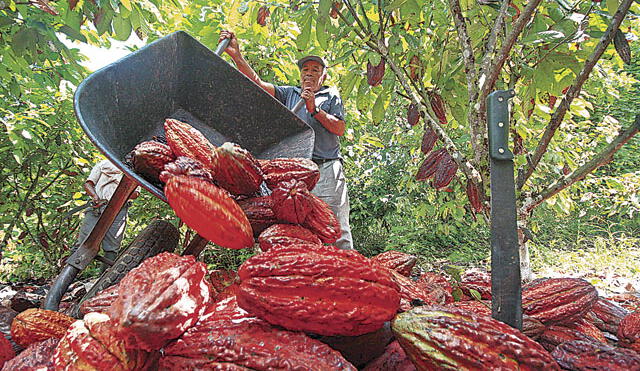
[{"left": 71, "top": 219, "right": 179, "bottom": 317}]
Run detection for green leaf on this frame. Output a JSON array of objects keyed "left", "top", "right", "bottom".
[
  {"left": 296, "top": 13, "right": 313, "bottom": 50},
  {"left": 340, "top": 71, "right": 359, "bottom": 98},
  {"left": 121, "top": 0, "right": 132, "bottom": 11},
  {"left": 113, "top": 14, "right": 132, "bottom": 41},
  {"left": 521, "top": 30, "right": 566, "bottom": 44},
  {"left": 469, "top": 288, "right": 482, "bottom": 301},
  {"left": 0, "top": 15, "right": 15, "bottom": 28},
  {"left": 58, "top": 25, "right": 87, "bottom": 43},
  {"left": 606, "top": 0, "right": 619, "bottom": 17},
  {"left": 372, "top": 90, "right": 389, "bottom": 123},
  {"left": 12, "top": 28, "right": 37, "bottom": 56},
  {"left": 385, "top": 0, "right": 409, "bottom": 11}
]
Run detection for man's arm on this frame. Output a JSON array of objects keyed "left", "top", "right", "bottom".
[
  {"left": 300, "top": 88, "right": 346, "bottom": 136},
  {"left": 83, "top": 180, "right": 102, "bottom": 205},
  {"left": 219, "top": 31, "right": 275, "bottom": 97}
]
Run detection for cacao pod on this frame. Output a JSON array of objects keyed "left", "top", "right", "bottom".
[
  {"left": 362, "top": 340, "right": 416, "bottom": 371},
  {"left": 271, "top": 179, "right": 313, "bottom": 224},
  {"left": 408, "top": 55, "right": 422, "bottom": 82},
  {"left": 614, "top": 29, "right": 632, "bottom": 65},
  {"left": 371, "top": 250, "right": 417, "bottom": 277},
  {"left": 538, "top": 325, "right": 603, "bottom": 352},
  {"left": 522, "top": 315, "right": 546, "bottom": 340},
  {"left": 1, "top": 337, "right": 58, "bottom": 371},
  {"left": 130, "top": 141, "right": 175, "bottom": 183},
  {"left": 585, "top": 297, "right": 629, "bottom": 334},
  {"left": 367, "top": 59, "right": 385, "bottom": 87},
  {"left": 160, "top": 309, "right": 356, "bottom": 370},
  {"left": 420, "top": 128, "right": 438, "bottom": 155},
  {"left": 608, "top": 293, "right": 640, "bottom": 312},
  {"left": 522, "top": 278, "right": 598, "bottom": 325},
  {"left": 415, "top": 272, "right": 453, "bottom": 305},
  {"left": 433, "top": 151, "right": 458, "bottom": 189},
  {"left": 448, "top": 300, "right": 491, "bottom": 317},
  {"left": 388, "top": 269, "right": 437, "bottom": 311},
  {"left": 164, "top": 118, "right": 216, "bottom": 170},
  {"left": 392, "top": 306, "right": 559, "bottom": 370},
  {"left": 53, "top": 312, "right": 148, "bottom": 370},
  {"left": 618, "top": 311, "right": 640, "bottom": 351},
  {"left": 548, "top": 95, "right": 558, "bottom": 109},
  {"left": 0, "top": 306, "right": 20, "bottom": 354},
  {"left": 466, "top": 180, "right": 483, "bottom": 213},
  {"left": 208, "top": 269, "right": 239, "bottom": 298},
  {"left": 165, "top": 175, "right": 253, "bottom": 250},
  {"left": 0, "top": 334, "right": 14, "bottom": 369},
  {"left": 415, "top": 148, "right": 447, "bottom": 181},
  {"left": 211, "top": 142, "right": 264, "bottom": 195},
  {"left": 257, "top": 6, "right": 270, "bottom": 26},
  {"left": 552, "top": 340, "right": 640, "bottom": 370},
  {"left": 159, "top": 156, "right": 214, "bottom": 184},
  {"left": 237, "top": 195, "right": 277, "bottom": 237},
  {"left": 261, "top": 158, "right": 320, "bottom": 191},
  {"left": 416, "top": 272, "right": 452, "bottom": 294},
  {"left": 428, "top": 91, "right": 447, "bottom": 125},
  {"left": 237, "top": 244, "right": 400, "bottom": 336},
  {"left": 330, "top": 1, "right": 341, "bottom": 19},
  {"left": 109, "top": 252, "right": 212, "bottom": 351},
  {"left": 302, "top": 193, "right": 341, "bottom": 243},
  {"left": 407, "top": 103, "right": 420, "bottom": 127},
  {"left": 568, "top": 318, "right": 607, "bottom": 344},
  {"left": 460, "top": 270, "right": 492, "bottom": 300},
  {"left": 258, "top": 224, "right": 321, "bottom": 252},
  {"left": 79, "top": 284, "right": 119, "bottom": 316},
  {"left": 10, "top": 308, "right": 75, "bottom": 348}
]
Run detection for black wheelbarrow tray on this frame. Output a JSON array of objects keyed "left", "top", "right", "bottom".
[{"left": 44, "top": 31, "right": 314, "bottom": 311}]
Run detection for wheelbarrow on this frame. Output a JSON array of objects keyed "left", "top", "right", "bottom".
[{"left": 44, "top": 31, "right": 315, "bottom": 312}]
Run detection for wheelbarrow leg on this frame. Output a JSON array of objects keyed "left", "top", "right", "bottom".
[{"left": 44, "top": 176, "right": 137, "bottom": 311}]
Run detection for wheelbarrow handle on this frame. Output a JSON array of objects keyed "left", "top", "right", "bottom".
[{"left": 214, "top": 37, "right": 231, "bottom": 56}]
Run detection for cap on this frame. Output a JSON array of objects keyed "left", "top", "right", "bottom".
[{"left": 297, "top": 55, "right": 328, "bottom": 69}]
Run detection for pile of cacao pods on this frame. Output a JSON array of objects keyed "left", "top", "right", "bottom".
[
  {"left": 1, "top": 249, "right": 639, "bottom": 370},
  {"left": 1, "top": 118, "right": 638, "bottom": 369}
]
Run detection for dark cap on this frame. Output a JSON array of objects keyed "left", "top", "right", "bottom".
[{"left": 297, "top": 55, "right": 328, "bottom": 69}]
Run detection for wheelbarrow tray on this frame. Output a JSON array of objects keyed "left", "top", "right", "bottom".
[{"left": 74, "top": 31, "right": 314, "bottom": 201}]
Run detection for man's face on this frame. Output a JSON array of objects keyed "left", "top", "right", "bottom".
[{"left": 300, "top": 60, "right": 326, "bottom": 92}]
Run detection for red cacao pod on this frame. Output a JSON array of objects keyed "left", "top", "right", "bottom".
[
  {"left": 237, "top": 195, "right": 277, "bottom": 237},
  {"left": 164, "top": 118, "right": 216, "bottom": 170},
  {"left": 165, "top": 175, "right": 253, "bottom": 250},
  {"left": 0, "top": 334, "right": 14, "bottom": 369},
  {"left": 539, "top": 325, "right": 603, "bottom": 352},
  {"left": 159, "top": 156, "right": 214, "bottom": 184},
  {"left": 568, "top": 318, "right": 607, "bottom": 344},
  {"left": 522, "top": 315, "right": 546, "bottom": 340},
  {"left": 415, "top": 148, "right": 447, "bottom": 181},
  {"left": 302, "top": 193, "right": 341, "bottom": 243},
  {"left": 130, "top": 141, "right": 175, "bottom": 183},
  {"left": 367, "top": 59, "right": 385, "bottom": 87},
  {"left": 109, "top": 252, "right": 212, "bottom": 351},
  {"left": 362, "top": 340, "right": 416, "bottom": 371},
  {"left": 415, "top": 272, "right": 453, "bottom": 304},
  {"left": 522, "top": 278, "right": 598, "bottom": 325},
  {"left": 257, "top": 6, "right": 270, "bottom": 26},
  {"left": 585, "top": 297, "right": 629, "bottom": 334},
  {"left": 408, "top": 55, "right": 422, "bottom": 82},
  {"left": 407, "top": 103, "right": 420, "bottom": 127},
  {"left": 211, "top": 142, "right": 264, "bottom": 195},
  {"left": 10, "top": 309, "right": 75, "bottom": 348},
  {"left": 552, "top": 340, "right": 640, "bottom": 370},
  {"left": 618, "top": 311, "right": 640, "bottom": 351},
  {"left": 160, "top": 309, "right": 356, "bottom": 370},
  {"left": 258, "top": 224, "right": 321, "bottom": 252},
  {"left": 330, "top": 1, "right": 341, "bottom": 18},
  {"left": 466, "top": 180, "right": 483, "bottom": 213},
  {"left": 260, "top": 158, "right": 320, "bottom": 191},
  {"left": 420, "top": 128, "right": 438, "bottom": 155},
  {"left": 79, "top": 284, "right": 119, "bottom": 316},
  {"left": 433, "top": 152, "right": 458, "bottom": 189},
  {"left": 416, "top": 272, "right": 453, "bottom": 294},
  {"left": 237, "top": 244, "right": 400, "bottom": 336},
  {"left": 388, "top": 269, "right": 437, "bottom": 311},
  {"left": 448, "top": 300, "right": 491, "bottom": 317},
  {"left": 371, "top": 250, "right": 417, "bottom": 277},
  {"left": 392, "top": 306, "right": 559, "bottom": 370},
  {"left": 608, "top": 293, "right": 640, "bottom": 312},
  {"left": 428, "top": 91, "right": 447, "bottom": 125},
  {"left": 460, "top": 270, "right": 492, "bottom": 300},
  {"left": 53, "top": 313, "right": 148, "bottom": 370},
  {"left": 271, "top": 179, "right": 313, "bottom": 224},
  {"left": 1, "top": 337, "right": 58, "bottom": 371}
]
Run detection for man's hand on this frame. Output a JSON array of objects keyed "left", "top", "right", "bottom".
[
  {"left": 301, "top": 77, "right": 316, "bottom": 113},
  {"left": 219, "top": 30, "right": 241, "bottom": 59}
]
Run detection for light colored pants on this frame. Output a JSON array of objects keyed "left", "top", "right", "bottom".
[
  {"left": 312, "top": 160, "right": 353, "bottom": 250},
  {"left": 75, "top": 204, "right": 128, "bottom": 254}
]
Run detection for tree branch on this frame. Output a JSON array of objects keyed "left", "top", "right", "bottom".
[
  {"left": 519, "top": 114, "right": 640, "bottom": 216},
  {"left": 478, "top": 0, "right": 512, "bottom": 82},
  {"left": 516, "top": 0, "right": 634, "bottom": 190}
]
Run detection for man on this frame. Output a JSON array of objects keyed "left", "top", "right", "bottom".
[
  {"left": 74, "top": 159, "right": 139, "bottom": 270},
  {"left": 219, "top": 30, "right": 353, "bottom": 250}
]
